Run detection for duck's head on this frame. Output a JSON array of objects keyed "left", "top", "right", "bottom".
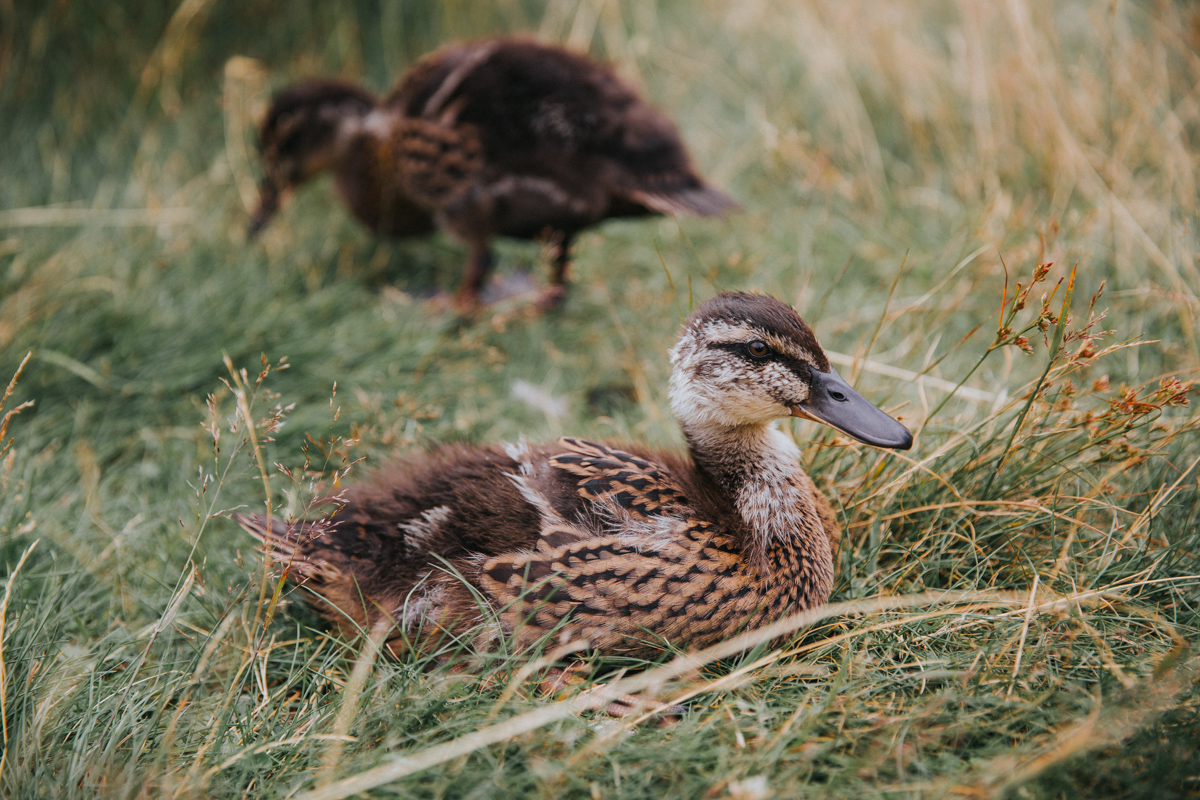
[
  {"left": 669, "top": 292, "right": 913, "bottom": 450},
  {"left": 249, "top": 80, "right": 377, "bottom": 235}
]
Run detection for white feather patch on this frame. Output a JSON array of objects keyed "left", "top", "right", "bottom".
[
  {"left": 398, "top": 505, "right": 453, "bottom": 556},
  {"left": 399, "top": 577, "right": 446, "bottom": 630}
]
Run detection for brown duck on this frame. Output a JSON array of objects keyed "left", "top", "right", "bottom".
[
  {"left": 234, "top": 293, "right": 911, "bottom": 659},
  {"left": 249, "top": 38, "right": 739, "bottom": 308}
]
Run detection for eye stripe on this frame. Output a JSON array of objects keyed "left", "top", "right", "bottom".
[{"left": 707, "top": 342, "right": 814, "bottom": 380}]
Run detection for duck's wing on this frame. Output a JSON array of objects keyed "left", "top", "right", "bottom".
[
  {"left": 479, "top": 438, "right": 754, "bottom": 651},
  {"left": 550, "top": 437, "right": 692, "bottom": 520},
  {"left": 498, "top": 437, "right": 691, "bottom": 556},
  {"left": 477, "top": 515, "right": 745, "bottom": 653}
]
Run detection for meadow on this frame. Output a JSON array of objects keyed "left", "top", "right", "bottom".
[{"left": 1, "top": 1, "right": 1198, "bottom": 797}]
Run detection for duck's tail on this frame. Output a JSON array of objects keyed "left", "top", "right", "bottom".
[
  {"left": 629, "top": 181, "right": 741, "bottom": 217},
  {"left": 232, "top": 512, "right": 328, "bottom": 581}
]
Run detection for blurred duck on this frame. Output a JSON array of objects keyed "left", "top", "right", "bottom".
[
  {"left": 233, "top": 293, "right": 912, "bottom": 660},
  {"left": 250, "top": 37, "right": 739, "bottom": 309}
]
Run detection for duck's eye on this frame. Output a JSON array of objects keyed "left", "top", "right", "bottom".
[{"left": 746, "top": 340, "right": 771, "bottom": 359}]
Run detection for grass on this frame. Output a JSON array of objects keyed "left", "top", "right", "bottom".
[{"left": 2, "top": 0, "right": 1199, "bottom": 797}]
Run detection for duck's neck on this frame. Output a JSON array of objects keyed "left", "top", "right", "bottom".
[{"left": 684, "top": 420, "right": 830, "bottom": 576}]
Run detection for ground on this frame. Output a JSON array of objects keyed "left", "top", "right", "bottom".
[{"left": 1, "top": 1, "right": 1198, "bottom": 798}]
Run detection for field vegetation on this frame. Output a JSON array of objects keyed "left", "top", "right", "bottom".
[{"left": 1, "top": 1, "right": 1198, "bottom": 797}]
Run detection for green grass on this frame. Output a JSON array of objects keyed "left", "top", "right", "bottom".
[{"left": 2, "top": 1, "right": 1200, "bottom": 797}]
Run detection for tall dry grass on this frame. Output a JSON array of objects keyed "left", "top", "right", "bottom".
[{"left": 0, "top": 1, "right": 1197, "bottom": 798}]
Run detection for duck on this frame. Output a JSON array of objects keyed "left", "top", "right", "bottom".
[
  {"left": 233, "top": 293, "right": 912, "bottom": 662},
  {"left": 248, "top": 37, "right": 739, "bottom": 309}
]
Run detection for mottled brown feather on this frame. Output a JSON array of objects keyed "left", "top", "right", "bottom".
[{"left": 235, "top": 439, "right": 839, "bottom": 658}]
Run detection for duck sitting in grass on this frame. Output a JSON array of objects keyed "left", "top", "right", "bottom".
[
  {"left": 233, "top": 293, "right": 912, "bottom": 664},
  {"left": 248, "top": 37, "right": 739, "bottom": 310}
]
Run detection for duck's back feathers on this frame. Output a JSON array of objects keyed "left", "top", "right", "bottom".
[
  {"left": 387, "top": 38, "right": 739, "bottom": 226},
  {"left": 389, "top": 39, "right": 638, "bottom": 154}
]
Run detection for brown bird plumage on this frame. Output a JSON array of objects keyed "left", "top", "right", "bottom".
[
  {"left": 233, "top": 293, "right": 912, "bottom": 659},
  {"left": 249, "top": 38, "right": 739, "bottom": 308}
]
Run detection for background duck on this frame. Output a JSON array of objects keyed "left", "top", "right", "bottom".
[
  {"left": 249, "top": 37, "right": 739, "bottom": 309},
  {"left": 233, "top": 293, "right": 911, "bottom": 659}
]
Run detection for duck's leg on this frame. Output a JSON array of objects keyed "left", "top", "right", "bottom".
[
  {"left": 537, "top": 232, "right": 574, "bottom": 310},
  {"left": 454, "top": 242, "right": 494, "bottom": 311}
]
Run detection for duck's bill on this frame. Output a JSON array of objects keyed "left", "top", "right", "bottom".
[
  {"left": 791, "top": 368, "right": 913, "bottom": 450},
  {"left": 247, "top": 178, "right": 282, "bottom": 237}
]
